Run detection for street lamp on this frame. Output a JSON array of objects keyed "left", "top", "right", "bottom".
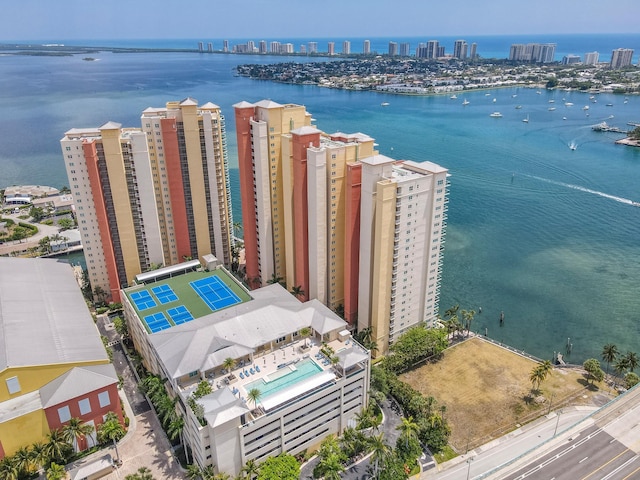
[
  {"left": 466, "top": 457, "right": 475, "bottom": 480},
  {"left": 553, "top": 409, "right": 562, "bottom": 437}
]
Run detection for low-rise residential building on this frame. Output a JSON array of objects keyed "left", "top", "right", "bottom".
[
  {"left": 122, "top": 262, "right": 370, "bottom": 476},
  {"left": 0, "top": 258, "right": 123, "bottom": 458}
]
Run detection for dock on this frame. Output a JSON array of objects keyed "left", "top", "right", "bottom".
[{"left": 591, "top": 122, "right": 627, "bottom": 133}]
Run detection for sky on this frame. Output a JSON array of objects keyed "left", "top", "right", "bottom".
[{"left": 1, "top": 0, "right": 638, "bottom": 41}]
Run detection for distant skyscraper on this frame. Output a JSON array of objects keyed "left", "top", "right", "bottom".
[
  {"left": 470, "top": 42, "right": 477, "bottom": 60},
  {"left": 509, "top": 43, "right": 555, "bottom": 63},
  {"left": 610, "top": 48, "right": 634, "bottom": 69},
  {"left": 415, "top": 43, "right": 428, "bottom": 58},
  {"left": 270, "top": 41, "right": 281, "bottom": 53},
  {"left": 259, "top": 40, "right": 267, "bottom": 54},
  {"left": 400, "top": 42, "right": 410, "bottom": 56},
  {"left": 584, "top": 51, "right": 599, "bottom": 65},
  {"left": 328, "top": 42, "right": 335, "bottom": 55},
  {"left": 223, "top": 40, "right": 229, "bottom": 52},
  {"left": 300, "top": 45, "right": 306, "bottom": 54},
  {"left": 246, "top": 40, "right": 255, "bottom": 53},
  {"left": 282, "top": 43, "right": 294, "bottom": 54},
  {"left": 363, "top": 39, "right": 371, "bottom": 55},
  {"left": 342, "top": 40, "right": 351, "bottom": 55},
  {"left": 426, "top": 40, "right": 439, "bottom": 59},
  {"left": 198, "top": 42, "right": 204, "bottom": 52},
  {"left": 562, "top": 54, "right": 581, "bottom": 65},
  {"left": 453, "top": 40, "right": 468, "bottom": 59},
  {"left": 62, "top": 99, "right": 233, "bottom": 302},
  {"left": 437, "top": 46, "right": 445, "bottom": 57},
  {"left": 388, "top": 41, "right": 398, "bottom": 56},
  {"left": 308, "top": 41, "right": 318, "bottom": 54}
]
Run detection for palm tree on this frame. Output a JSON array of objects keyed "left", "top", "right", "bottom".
[
  {"left": 240, "top": 459, "right": 259, "bottom": 479},
  {"left": 0, "top": 457, "right": 19, "bottom": 480},
  {"left": 200, "top": 465, "right": 216, "bottom": 480},
  {"left": 62, "top": 417, "right": 94, "bottom": 452},
  {"left": 299, "top": 326, "right": 312, "bottom": 348},
  {"left": 529, "top": 365, "right": 545, "bottom": 392},
  {"left": 369, "top": 432, "right": 389, "bottom": 479},
  {"left": 97, "top": 412, "right": 126, "bottom": 462},
  {"left": 44, "top": 429, "right": 71, "bottom": 464},
  {"left": 247, "top": 388, "right": 262, "bottom": 410},
  {"left": 460, "top": 309, "right": 476, "bottom": 337},
  {"left": 186, "top": 464, "right": 202, "bottom": 480},
  {"left": 222, "top": 357, "right": 236, "bottom": 375},
  {"left": 396, "top": 416, "right": 419, "bottom": 449},
  {"left": 266, "top": 273, "right": 284, "bottom": 286},
  {"left": 290, "top": 285, "right": 305, "bottom": 300},
  {"left": 12, "top": 446, "right": 32, "bottom": 477},
  {"left": 602, "top": 344, "right": 619, "bottom": 376},
  {"left": 624, "top": 351, "right": 639, "bottom": 372},
  {"left": 45, "top": 462, "right": 66, "bottom": 480},
  {"left": 30, "top": 441, "right": 50, "bottom": 476}
]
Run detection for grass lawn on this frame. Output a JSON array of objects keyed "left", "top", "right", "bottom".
[{"left": 399, "top": 337, "right": 609, "bottom": 452}]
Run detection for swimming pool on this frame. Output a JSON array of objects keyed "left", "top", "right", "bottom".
[{"left": 245, "top": 359, "right": 323, "bottom": 400}]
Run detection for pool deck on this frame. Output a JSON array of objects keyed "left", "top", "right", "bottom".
[{"left": 180, "top": 336, "right": 359, "bottom": 410}]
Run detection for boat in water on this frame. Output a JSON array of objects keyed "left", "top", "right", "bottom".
[
  {"left": 515, "top": 105, "right": 522, "bottom": 109},
  {"left": 381, "top": 102, "right": 390, "bottom": 106},
  {"left": 569, "top": 141, "right": 577, "bottom": 151},
  {"left": 522, "top": 114, "right": 529, "bottom": 123},
  {"left": 489, "top": 112, "right": 503, "bottom": 118},
  {"left": 450, "top": 95, "right": 457, "bottom": 99},
  {"left": 548, "top": 107, "right": 556, "bottom": 111},
  {"left": 462, "top": 99, "right": 470, "bottom": 106}
]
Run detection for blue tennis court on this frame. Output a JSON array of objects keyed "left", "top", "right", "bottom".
[
  {"left": 151, "top": 284, "right": 178, "bottom": 304},
  {"left": 143, "top": 312, "right": 172, "bottom": 333},
  {"left": 167, "top": 305, "right": 194, "bottom": 325},
  {"left": 130, "top": 290, "right": 157, "bottom": 311},
  {"left": 190, "top": 276, "right": 242, "bottom": 312}
]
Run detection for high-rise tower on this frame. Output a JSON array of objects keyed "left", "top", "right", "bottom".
[{"left": 61, "top": 99, "right": 233, "bottom": 302}]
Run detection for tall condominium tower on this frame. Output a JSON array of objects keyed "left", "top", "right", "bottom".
[
  {"left": 363, "top": 39, "right": 371, "bottom": 55},
  {"left": 610, "top": 48, "right": 634, "bottom": 69},
  {"left": 388, "top": 41, "right": 398, "bottom": 56},
  {"left": 584, "top": 51, "right": 599, "bottom": 65},
  {"left": 342, "top": 40, "right": 351, "bottom": 55},
  {"left": 453, "top": 40, "right": 468, "bottom": 59},
  {"left": 358, "top": 157, "right": 449, "bottom": 354},
  {"left": 400, "top": 42, "right": 410, "bottom": 56},
  {"left": 426, "top": 40, "right": 439, "bottom": 59},
  {"left": 61, "top": 99, "right": 233, "bottom": 302},
  {"left": 327, "top": 42, "right": 335, "bottom": 55},
  {"left": 308, "top": 41, "right": 318, "bottom": 54},
  {"left": 234, "top": 101, "right": 449, "bottom": 354},
  {"left": 470, "top": 42, "right": 477, "bottom": 60},
  {"left": 259, "top": 40, "right": 267, "bottom": 54}
]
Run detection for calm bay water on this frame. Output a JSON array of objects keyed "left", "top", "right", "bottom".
[{"left": 1, "top": 39, "right": 639, "bottom": 362}]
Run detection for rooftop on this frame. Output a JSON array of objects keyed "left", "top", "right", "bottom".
[{"left": 0, "top": 258, "right": 108, "bottom": 372}]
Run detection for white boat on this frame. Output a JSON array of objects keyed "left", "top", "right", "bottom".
[
  {"left": 569, "top": 141, "right": 577, "bottom": 151},
  {"left": 381, "top": 102, "right": 390, "bottom": 106},
  {"left": 489, "top": 112, "right": 503, "bottom": 118},
  {"left": 485, "top": 93, "right": 491, "bottom": 96},
  {"left": 515, "top": 105, "right": 522, "bottom": 109},
  {"left": 450, "top": 95, "right": 457, "bottom": 99},
  {"left": 548, "top": 107, "right": 556, "bottom": 111},
  {"left": 522, "top": 114, "right": 529, "bottom": 123},
  {"left": 606, "top": 103, "right": 613, "bottom": 107},
  {"left": 564, "top": 102, "right": 574, "bottom": 106},
  {"left": 549, "top": 100, "right": 555, "bottom": 103},
  {"left": 563, "top": 116, "right": 567, "bottom": 120},
  {"left": 512, "top": 94, "right": 517, "bottom": 98},
  {"left": 492, "top": 98, "right": 497, "bottom": 103},
  {"left": 462, "top": 99, "right": 470, "bottom": 105},
  {"left": 536, "top": 91, "right": 542, "bottom": 94},
  {"left": 582, "top": 105, "right": 589, "bottom": 110}
]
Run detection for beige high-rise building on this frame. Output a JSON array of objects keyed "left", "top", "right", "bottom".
[
  {"left": 234, "top": 100, "right": 449, "bottom": 355},
  {"left": 61, "top": 98, "right": 233, "bottom": 302}
]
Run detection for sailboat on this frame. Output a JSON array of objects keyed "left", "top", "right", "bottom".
[
  {"left": 522, "top": 114, "right": 529, "bottom": 123},
  {"left": 462, "top": 99, "right": 470, "bottom": 106}
]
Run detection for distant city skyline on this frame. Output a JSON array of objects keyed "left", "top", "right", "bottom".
[{"left": 2, "top": 0, "right": 638, "bottom": 41}]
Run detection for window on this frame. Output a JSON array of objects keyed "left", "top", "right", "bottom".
[
  {"left": 275, "top": 336, "right": 286, "bottom": 344},
  {"left": 6, "top": 376, "right": 20, "bottom": 394},
  {"left": 98, "top": 391, "right": 111, "bottom": 408},
  {"left": 79, "top": 398, "right": 91, "bottom": 415},
  {"left": 58, "top": 405, "right": 71, "bottom": 423}
]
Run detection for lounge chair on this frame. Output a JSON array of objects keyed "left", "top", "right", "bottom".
[
  {"left": 250, "top": 368, "right": 255, "bottom": 375},
  {"left": 255, "top": 365, "right": 261, "bottom": 372},
  {"left": 239, "top": 372, "right": 244, "bottom": 379}
]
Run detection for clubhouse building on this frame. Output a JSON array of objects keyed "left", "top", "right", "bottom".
[{"left": 122, "top": 260, "right": 370, "bottom": 476}]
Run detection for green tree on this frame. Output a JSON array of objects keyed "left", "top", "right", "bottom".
[
  {"left": 602, "top": 344, "right": 619, "bottom": 376},
  {"left": 240, "top": 459, "right": 260, "bottom": 479},
  {"left": 460, "top": 309, "right": 476, "bottom": 337},
  {"left": 30, "top": 206, "right": 46, "bottom": 222},
  {"left": 266, "top": 273, "right": 284, "bottom": 287},
  {"left": 378, "top": 451, "right": 410, "bottom": 480},
  {"left": 44, "top": 429, "right": 71, "bottom": 464},
  {"left": 12, "top": 225, "right": 28, "bottom": 242},
  {"left": 396, "top": 416, "right": 419, "bottom": 449},
  {"left": 113, "top": 317, "right": 129, "bottom": 337},
  {"left": 30, "top": 441, "right": 50, "bottom": 476},
  {"left": 583, "top": 358, "right": 604, "bottom": 384},
  {"left": 624, "top": 371, "right": 640, "bottom": 389},
  {"left": 186, "top": 464, "right": 203, "bottom": 480},
  {"left": 193, "top": 380, "right": 213, "bottom": 399},
  {"left": 58, "top": 217, "right": 75, "bottom": 231},
  {"left": 62, "top": 417, "right": 94, "bottom": 451},
  {"left": 623, "top": 351, "right": 639, "bottom": 372},
  {"left": 12, "top": 446, "right": 33, "bottom": 477},
  {"left": 369, "top": 432, "right": 390, "bottom": 478},
  {"left": 0, "top": 457, "right": 19, "bottom": 480},
  {"left": 299, "top": 326, "right": 312, "bottom": 348},
  {"left": 97, "top": 412, "right": 126, "bottom": 462},
  {"left": 256, "top": 453, "right": 299, "bottom": 480},
  {"left": 125, "top": 466, "right": 155, "bottom": 480},
  {"left": 247, "top": 388, "right": 262, "bottom": 410},
  {"left": 222, "top": 357, "right": 237, "bottom": 375},
  {"left": 93, "top": 285, "right": 108, "bottom": 305},
  {"left": 39, "top": 235, "right": 52, "bottom": 254},
  {"left": 46, "top": 462, "right": 66, "bottom": 480},
  {"left": 290, "top": 285, "right": 305, "bottom": 300}
]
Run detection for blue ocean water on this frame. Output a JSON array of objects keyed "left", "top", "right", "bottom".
[{"left": 1, "top": 41, "right": 639, "bottom": 363}]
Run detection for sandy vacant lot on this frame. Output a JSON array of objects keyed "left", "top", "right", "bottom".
[{"left": 399, "top": 337, "right": 608, "bottom": 452}]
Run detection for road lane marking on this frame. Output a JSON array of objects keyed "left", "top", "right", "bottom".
[
  {"left": 579, "top": 457, "right": 589, "bottom": 463},
  {"left": 621, "top": 463, "right": 640, "bottom": 480},
  {"left": 580, "top": 448, "right": 630, "bottom": 480}
]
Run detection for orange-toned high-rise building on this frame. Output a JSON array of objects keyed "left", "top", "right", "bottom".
[
  {"left": 234, "top": 100, "right": 449, "bottom": 355},
  {"left": 62, "top": 98, "right": 233, "bottom": 302}
]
